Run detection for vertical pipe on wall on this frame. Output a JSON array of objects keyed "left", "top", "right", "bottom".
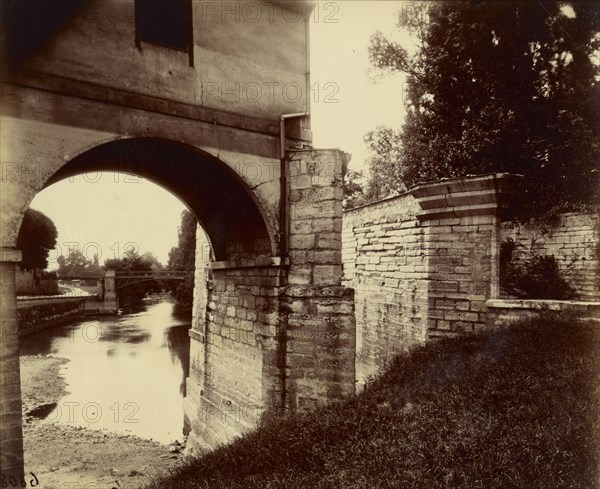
[{"left": 279, "top": 113, "right": 308, "bottom": 258}]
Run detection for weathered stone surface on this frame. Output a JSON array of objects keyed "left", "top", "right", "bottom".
[
  {"left": 0, "top": 1, "right": 355, "bottom": 473},
  {"left": 183, "top": 149, "right": 355, "bottom": 455},
  {"left": 501, "top": 212, "right": 600, "bottom": 301},
  {"left": 343, "top": 174, "right": 531, "bottom": 389}
]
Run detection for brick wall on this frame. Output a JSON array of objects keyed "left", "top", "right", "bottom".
[
  {"left": 487, "top": 299, "right": 600, "bottom": 327},
  {"left": 501, "top": 212, "right": 600, "bottom": 301},
  {"left": 285, "top": 149, "right": 356, "bottom": 408},
  {"left": 185, "top": 235, "right": 286, "bottom": 453},
  {"left": 343, "top": 174, "right": 521, "bottom": 387},
  {"left": 184, "top": 149, "right": 356, "bottom": 454},
  {"left": 342, "top": 193, "right": 427, "bottom": 386}
]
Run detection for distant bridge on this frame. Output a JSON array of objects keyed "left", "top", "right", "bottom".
[
  {"left": 59, "top": 270, "right": 192, "bottom": 283},
  {"left": 112, "top": 271, "right": 192, "bottom": 289},
  {"left": 58, "top": 270, "right": 194, "bottom": 302}
]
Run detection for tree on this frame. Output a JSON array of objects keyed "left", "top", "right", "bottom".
[
  {"left": 167, "top": 210, "right": 197, "bottom": 306},
  {"left": 57, "top": 248, "right": 102, "bottom": 277},
  {"left": 343, "top": 170, "right": 366, "bottom": 210},
  {"left": 142, "top": 251, "right": 163, "bottom": 271},
  {"left": 17, "top": 208, "right": 58, "bottom": 270},
  {"left": 363, "top": 127, "right": 405, "bottom": 202},
  {"left": 368, "top": 1, "right": 600, "bottom": 217},
  {"left": 168, "top": 210, "right": 197, "bottom": 271}
]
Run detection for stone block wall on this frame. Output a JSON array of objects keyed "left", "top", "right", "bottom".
[
  {"left": 285, "top": 149, "right": 356, "bottom": 408},
  {"left": 184, "top": 148, "right": 357, "bottom": 453},
  {"left": 342, "top": 194, "right": 428, "bottom": 385},
  {"left": 15, "top": 268, "right": 58, "bottom": 296},
  {"left": 16, "top": 297, "right": 86, "bottom": 336},
  {"left": 342, "top": 174, "right": 520, "bottom": 387},
  {"left": 501, "top": 212, "right": 600, "bottom": 301},
  {"left": 486, "top": 299, "right": 600, "bottom": 327},
  {"left": 0, "top": 254, "right": 24, "bottom": 479},
  {"left": 420, "top": 214, "right": 494, "bottom": 337},
  {"left": 185, "top": 259, "right": 285, "bottom": 452},
  {"left": 284, "top": 285, "right": 356, "bottom": 410}
]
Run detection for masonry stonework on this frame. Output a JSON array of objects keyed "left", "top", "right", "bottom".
[
  {"left": 285, "top": 149, "right": 356, "bottom": 409},
  {"left": 184, "top": 149, "right": 356, "bottom": 455},
  {"left": 0, "top": 0, "right": 357, "bottom": 476},
  {"left": 342, "top": 194, "right": 427, "bottom": 386},
  {"left": 343, "top": 174, "right": 520, "bottom": 386},
  {"left": 501, "top": 212, "right": 600, "bottom": 301},
  {"left": 0, "top": 251, "right": 24, "bottom": 479}
]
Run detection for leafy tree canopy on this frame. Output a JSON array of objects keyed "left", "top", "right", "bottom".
[
  {"left": 343, "top": 170, "right": 367, "bottom": 210},
  {"left": 17, "top": 208, "right": 58, "bottom": 270},
  {"left": 167, "top": 210, "right": 198, "bottom": 306},
  {"left": 57, "top": 248, "right": 102, "bottom": 277},
  {"left": 168, "top": 210, "right": 197, "bottom": 271},
  {"left": 367, "top": 0, "right": 600, "bottom": 217}
]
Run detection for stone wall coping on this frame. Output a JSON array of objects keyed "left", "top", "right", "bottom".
[
  {"left": 210, "top": 256, "right": 289, "bottom": 270},
  {"left": 343, "top": 173, "right": 524, "bottom": 216},
  {"left": 500, "top": 211, "right": 600, "bottom": 225},
  {"left": 410, "top": 173, "right": 524, "bottom": 221},
  {"left": 416, "top": 203, "right": 500, "bottom": 221},
  {"left": 410, "top": 173, "right": 524, "bottom": 198},
  {"left": 486, "top": 299, "right": 600, "bottom": 310},
  {"left": 16, "top": 295, "right": 89, "bottom": 302},
  {"left": 417, "top": 189, "right": 502, "bottom": 209},
  {"left": 343, "top": 190, "right": 415, "bottom": 214},
  {"left": 16, "top": 297, "right": 88, "bottom": 310}
]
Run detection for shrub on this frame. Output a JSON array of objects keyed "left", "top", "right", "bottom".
[{"left": 500, "top": 238, "right": 574, "bottom": 299}]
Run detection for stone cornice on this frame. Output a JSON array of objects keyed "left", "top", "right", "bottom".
[
  {"left": 410, "top": 173, "right": 523, "bottom": 221},
  {"left": 3, "top": 71, "right": 312, "bottom": 141}
]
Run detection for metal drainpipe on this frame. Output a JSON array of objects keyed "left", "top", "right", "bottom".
[{"left": 279, "top": 112, "right": 308, "bottom": 258}]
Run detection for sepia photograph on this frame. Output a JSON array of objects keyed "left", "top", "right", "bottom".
[{"left": 0, "top": 1, "right": 599, "bottom": 488}]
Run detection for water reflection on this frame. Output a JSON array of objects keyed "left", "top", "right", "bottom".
[
  {"left": 20, "top": 299, "right": 191, "bottom": 443},
  {"left": 27, "top": 402, "right": 58, "bottom": 419}
]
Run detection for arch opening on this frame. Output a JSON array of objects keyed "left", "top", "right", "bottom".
[{"left": 46, "top": 137, "right": 276, "bottom": 262}]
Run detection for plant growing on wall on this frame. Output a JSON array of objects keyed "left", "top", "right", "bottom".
[{"left": 500, "top": 238, "right": 574, "bottom": 300}]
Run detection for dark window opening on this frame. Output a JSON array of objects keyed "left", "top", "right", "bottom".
[{"left": 135, "top": 0, "right": 192, "bottom": 61}]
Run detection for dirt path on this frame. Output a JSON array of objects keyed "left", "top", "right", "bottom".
[{"left": 20, "top": 355, "right": 184, "bottom": 489}]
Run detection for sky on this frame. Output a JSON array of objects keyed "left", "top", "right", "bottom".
[
  {"left": 310, "top": 1, "right": 409, "bottom": 169},
  {"left": 32, "top": 174, "right": 187, "bottom": 270},
  {"left": 31, "top": 1, "right": 411, "bottom": 269}
]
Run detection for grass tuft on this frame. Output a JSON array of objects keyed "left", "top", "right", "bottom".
[{"left": 145, "top": 314, "right": 600, "bottom": 489}]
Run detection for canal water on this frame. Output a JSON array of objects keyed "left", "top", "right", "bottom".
[{"left": 20, "top": 298, "right": 191, "bottom": 444}]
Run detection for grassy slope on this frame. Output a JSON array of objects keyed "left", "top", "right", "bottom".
[{"left": 146, "top": 315, "right": 599, "bottom": 489}]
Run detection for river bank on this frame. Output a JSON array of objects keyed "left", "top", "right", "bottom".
[{"left": 21, "top": 354, "right": 185, "bottom": 489}]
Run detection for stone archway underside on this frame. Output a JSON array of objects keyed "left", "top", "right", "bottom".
[{"left": 48, "top": 137, "right": 275, "bottom": 261}]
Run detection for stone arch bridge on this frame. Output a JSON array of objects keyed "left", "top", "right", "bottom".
[
  {"left": 0, "top": 0, "right": 519, "bottom": 480},
  {"left": 0, "top": 102, "right": 356, "bottom": 478},
  {"left": 0, "top": 4, "right": 357, "bottom": 474}
]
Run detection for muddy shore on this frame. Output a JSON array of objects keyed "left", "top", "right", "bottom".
[{"left": 20, "top": 355, "right": 184, "bottom": 489}]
